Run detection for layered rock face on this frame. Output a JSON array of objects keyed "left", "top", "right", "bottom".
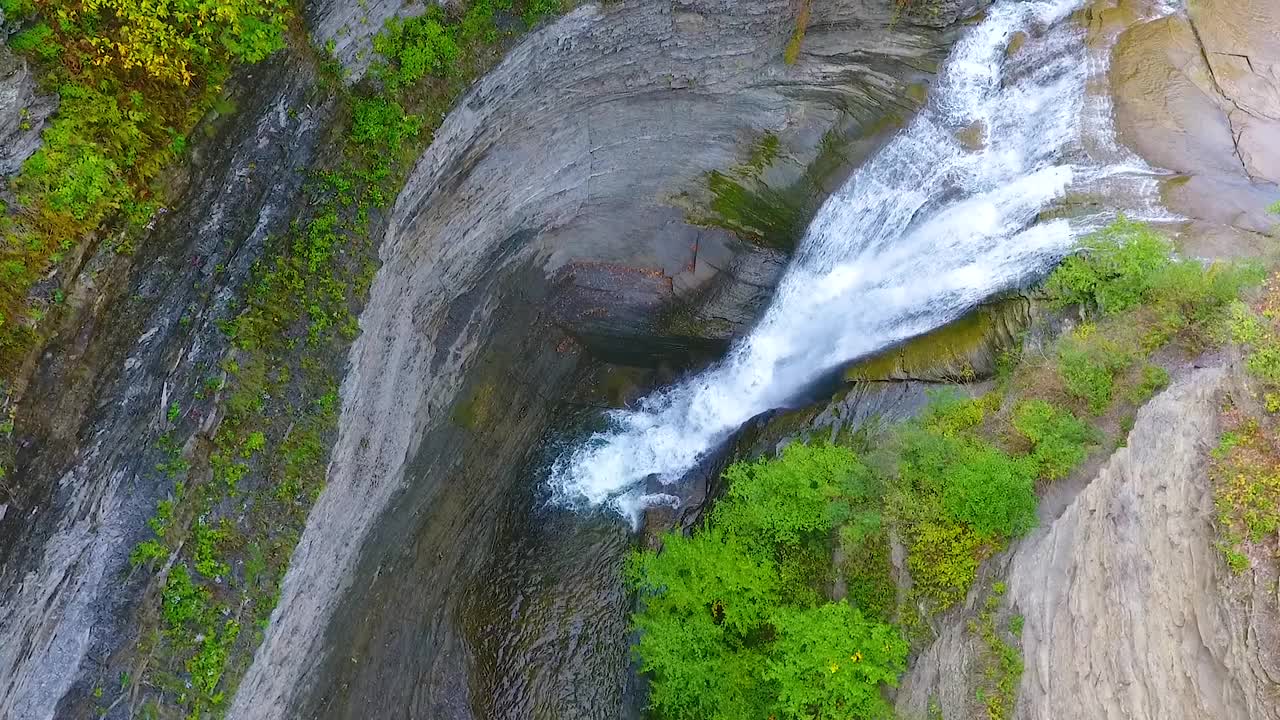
[
  {"left": 229, "top": 1, "right": 986, "bottom": 718},
  {"left": 0, "top": 11, "right": 55, "bottom": 178},
  {"left": 895, "top": 369, "right": 1280, "bottom": 720},
  {"left": 0, "top": 54, "right": 332, "bottom": 720},
  {"left": 1009, "top": 368, "right": 1280, "bottom": 720},
  {"left": 1110, "top": 0, "right": 1280, "bottom": 257}
]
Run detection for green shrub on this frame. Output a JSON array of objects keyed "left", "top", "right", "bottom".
[
  {"left": 129, "top": 539, "right": 168, "bottom": 567},
  {"left": 631, "top": 610, "right": 768, "bottom": 720},
  {"left": 713, "top": 443, "right": 872, "bottom": 548},
  {"left": 766, "top": 602, "right": 908, "bottom": 720},
  {"left": 939, "top": 443, "right": 1038, "bottom": 538},
  {"left": 1046, "top": 217, "right": 1171, "bottom": 314},
  {"left": 161, "top": 564, "right": 213, "bottom": 629},
  {"left": 373, "top": 12, "right": 463, "bottom": 91},
  {"left": 50, "top": 0, "right": 288, "bottom": 83},
  {"left": 0, "top": 0, "right": 34, "bottom": 17},
  {"left": 920, "top": 387, "right": 988, "bottom": 437},
  {"left": 187, "top": 619, "right": 240, "bottom": 697},
  {"left": 10, "top": 23, "right": 59, "bottom": 60},
  {"left": 898, "top": 420, "right": 1038, "bottom": 539},
  {"left": 1012, "top": 399, "right": 1095, "bottom": 480},
  {"left": 906, "top": 520, "right": 985, "bottom": 610},
  {"left": 523, "top": 0, "right": 563, "bottom": 26},
  {"left": 840, "top": 518, "right": 895, "bottom": 622},
  {"left": 1246, "top": 343, "right": 1280, "bottom": 386},
  {"left": 1147, "top": 259, "right": 1265, "bottom": 345},
  {"left": 1128, "top": 364, "right": 1170, "bottom": 404},
  {"left": 1057, "top": 333, "right": 1132, "bottom": 413},
  {"left": 1226, "top": 300, "right": 1267, "bottom": 345},
  {"left": 348, "top": 96, "right": 421, "bottom": 183},
  {"left": 193, "top": 520, "right": 230, "bottom": 579},
  {"left": 1046, "top": 218, "right": 1262, "bottom": 328}
]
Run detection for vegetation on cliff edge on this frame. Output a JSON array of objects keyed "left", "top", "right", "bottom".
[
  {"left": 9, "top": 0, "right": 571, "bottom": 717},
  {"left": 629, "top": 217, "right": 1270, "bottom": 720}
]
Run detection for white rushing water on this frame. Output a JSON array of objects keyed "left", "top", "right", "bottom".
[{"left": 549, "top": 0, "right": 1153, "bottom": 519}]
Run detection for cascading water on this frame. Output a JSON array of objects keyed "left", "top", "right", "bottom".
[{"left": 550, "top": 0, "right": 1165, "bottom": 519}]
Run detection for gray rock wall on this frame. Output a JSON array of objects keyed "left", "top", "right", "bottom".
[
  {"left": 230, "top": 1, "right": 982, "bottom": 717},
  {"left": 0, "top": 12, "right": 56, "bottom": 179},
  {"left": 1110, "top": 0, "right": 1280, "bottom": 257},
  {"left": 307, "top": 0, "right": 431, "bottom": 83},
  {"left": 1009, "top": 368, "right": 1280, "bottom": 720},
  {"left": 0, "top": 53, "right": 333, "bottom": 720},
  {"left": 895, "top": 368, "right": 1280, "bottom": 720}
]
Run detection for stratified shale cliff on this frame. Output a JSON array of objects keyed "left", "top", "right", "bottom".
[
  {"left": 232, "top": 1, "right": 985, "bottom": 718},
  {"left": 1009, "top": 368, "right": 1280, "bottom": 720},
  {"left": 894, "top": 367, "right": 1280, "bottom": 720},
  {"left": 0, "top": 1, "right": 984, "bottom": 719}
]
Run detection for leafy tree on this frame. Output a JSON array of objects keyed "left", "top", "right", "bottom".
[
  {"left": 765, "top": 602, "right": 908, "bottom": 720},
  {"left": 713, "top": 443, "right": 872, "bottom": 548},
  {"left": 628, "top": 445, "right": 903, "bottom": 720},
  {"left": 56, "top": 0, "right": 289, "bottom": 84},
  {"left": 631, "top": 611, "right": 770, "bottom": 720},
  {"left": 627, "top": 529, "right": 778, "bottom": 638}
]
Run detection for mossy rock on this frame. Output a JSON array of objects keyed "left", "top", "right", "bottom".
[{"left": 845, "top": 297, "right": 1034, "bottom": 383}]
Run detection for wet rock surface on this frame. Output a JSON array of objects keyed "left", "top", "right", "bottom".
[
  {"left": 307, "top": 0, "right": 425, "bottom": 83},
  {"left": 1110, "top": 0, "right": 1280, "bottom": 255},
  {"left": 231, "top": 1, "right": 985, "bottom": 717},
  {"left": 0, "top": 51, "right": 332, "bottom": 720}
]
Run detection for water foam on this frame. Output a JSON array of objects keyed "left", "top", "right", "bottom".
[{"left": 548, "top": 0, "right": 1135, "bottom": 521}]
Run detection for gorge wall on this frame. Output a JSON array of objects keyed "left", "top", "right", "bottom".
[
  {"left": 6, "top": 0, "right": 1273, "bottom": 718},
  {"left": 891, "top": 0, "right": 1280, "bottom": 716},
  {"left": 892, "top": 368, "right": 1280, "bottom": 720},
  {"left": 0, "top": 1, "right": 988, "bottom": 718},
  {"left": 232, "top": 1, "right": 990, "bottom": 717}
]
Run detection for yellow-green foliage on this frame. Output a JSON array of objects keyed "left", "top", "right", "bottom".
[
  {"left": 1210, "top": 414, "right": 1280, "bottom": 573},
  {"left": 906, "top": 520, "right": 986, "bottom": 610},
  {"left": 62, "top": 0, "right": 289, "bottom": 84},
  {"left": 1210, "top": 273, "right": 1280, "bottom": 572},
  {"left": 1227, "top": 275, "right": 1280, "bottom": 411},
  {"left": 0, "top": 0, "right": 290, "bottom": 373},
  {"left": 1037, "top": 219, "right": 1263, "bottom": 416},
  {"left": 975, "top": 590, "right": 1023, "bottom": 720},
  {"left": 893, "top": 390, "right": 1091, "bottom": 611}
]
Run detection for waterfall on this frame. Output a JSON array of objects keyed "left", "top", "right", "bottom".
[{"left": 548, "top": 0, "right": 1151, "bottom": 520}]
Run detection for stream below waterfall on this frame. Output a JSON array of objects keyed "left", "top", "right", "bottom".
[{"left": 469, "top": 0, "right": 1180, "bottom": 717}]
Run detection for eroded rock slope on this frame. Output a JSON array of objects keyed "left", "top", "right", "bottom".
[
  {"left": 231, "top": 1, "right": 986, "bottom": 717},
  {"left": 1010, "top": 368, "right": 1280, "bottom": 720}
]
